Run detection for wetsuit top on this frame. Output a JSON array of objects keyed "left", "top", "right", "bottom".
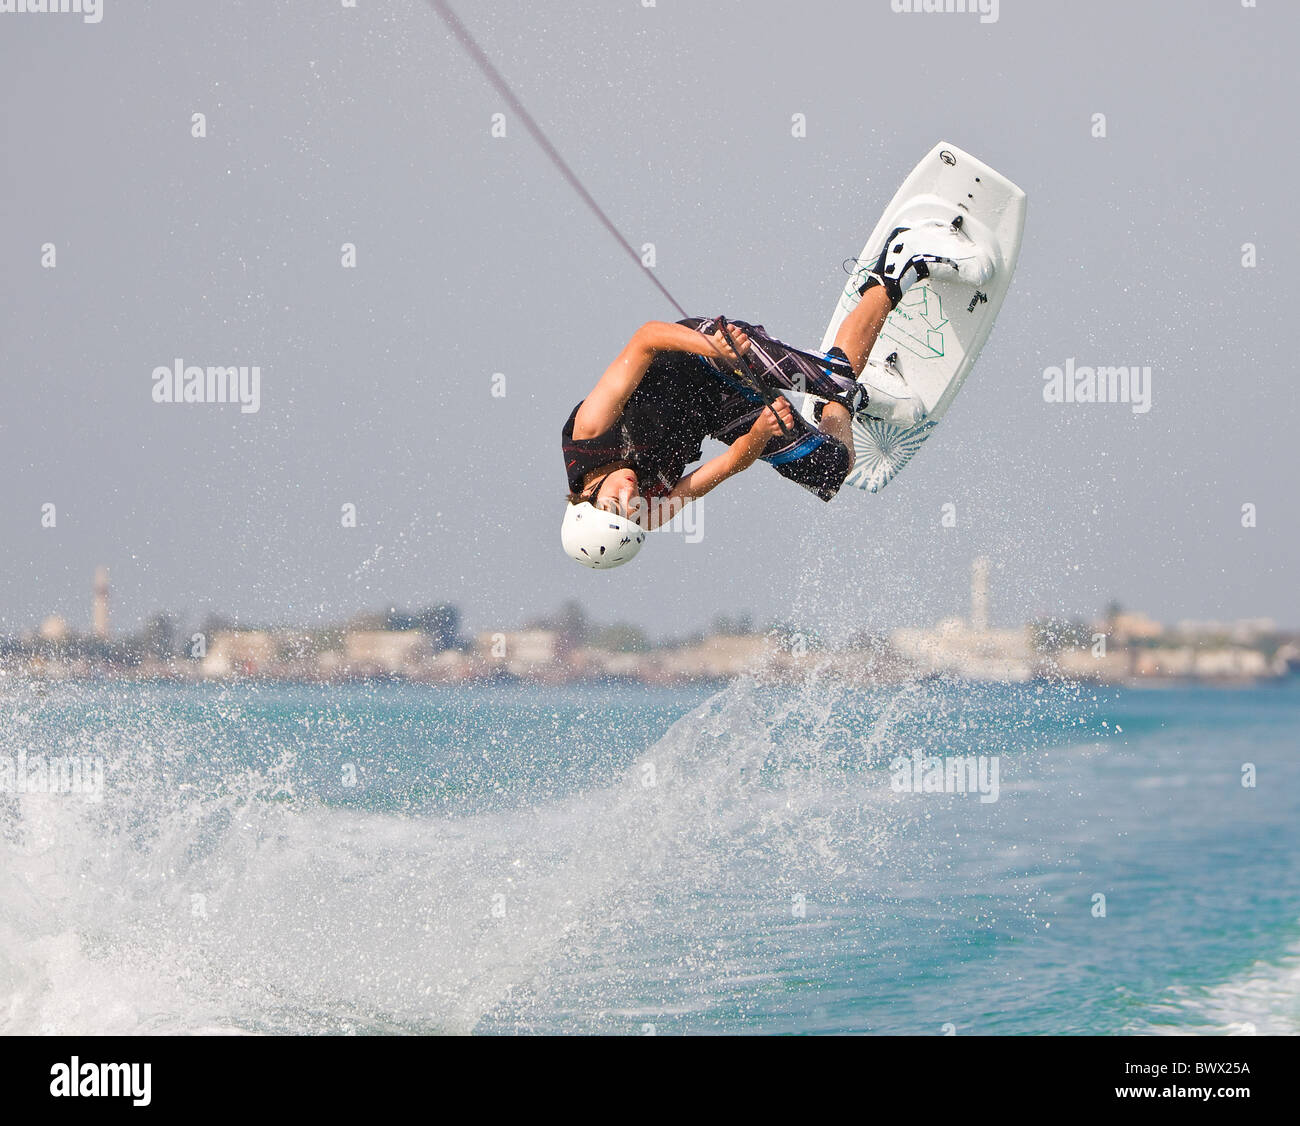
[{"left": 562, "top": 347, "right": 728, "bottom": 499}]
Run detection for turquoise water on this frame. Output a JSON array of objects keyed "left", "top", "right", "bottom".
[{"left": 2, "top": 673, "right": 1297, "bottom": 1035}]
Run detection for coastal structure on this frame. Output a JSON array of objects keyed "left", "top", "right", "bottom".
[
  {"left": 889, "top": 557, "right": 1035, "bottom": 681},
  {"left": 92, "top": 567, "right": 109, "bottom": 640},
  {"left": 3, "top": 564, "right": 1294, "bottom": 686}
]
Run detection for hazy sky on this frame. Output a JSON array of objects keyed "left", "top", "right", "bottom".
[{"left": 2, "top": 0, "right": 1295, "bottom": 642}]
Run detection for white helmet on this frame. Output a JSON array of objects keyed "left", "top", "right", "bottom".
[{"left": 561, "top": 501, "right": 646, "bottom": 569}]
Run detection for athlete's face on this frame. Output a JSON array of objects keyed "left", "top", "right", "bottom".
[{"left": 594, "top": 466, "right": 642, "bottom": 522}]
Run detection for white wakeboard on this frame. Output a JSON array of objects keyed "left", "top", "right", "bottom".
[{"left": 797, "top": 141, "right": 1026, "bottom": 493}]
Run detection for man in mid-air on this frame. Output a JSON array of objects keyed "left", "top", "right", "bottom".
[{"left": 559, "top": 219, "right": 993, "bottom": 569}]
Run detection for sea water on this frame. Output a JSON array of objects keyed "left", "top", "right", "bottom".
[{"left": 2, "top": 672, "right": 1297, "bottom": 1035}]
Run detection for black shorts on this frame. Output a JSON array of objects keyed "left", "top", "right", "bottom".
[
  {"left": 759, "top": 408, "right": 853, "bottom": 501},
  {"left": 684, "top": 318, "right": 855, "bottom": 502}
]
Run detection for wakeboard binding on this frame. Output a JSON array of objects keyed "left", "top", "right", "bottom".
[{"left": 858, "top": 217, "right": 995, "bottom": 308}]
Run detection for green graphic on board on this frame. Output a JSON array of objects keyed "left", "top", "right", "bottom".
[{"left": 882, "top": 285, "right": 946, "bottom": 359}]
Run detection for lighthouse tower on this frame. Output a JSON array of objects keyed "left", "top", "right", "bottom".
[
  {"left": 970, "top": 556, "right": 990, "bottom": 633},
  {"left": 92, "top": 566, "right": 110, "bottom": 639}
]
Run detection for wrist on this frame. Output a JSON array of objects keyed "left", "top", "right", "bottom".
[{"left": 729, "top": 436, "right": 761, "bottom": 470}]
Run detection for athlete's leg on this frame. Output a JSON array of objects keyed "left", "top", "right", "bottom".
[
  {"left": 819, "top": 400, "right": 854, "bottom": 460},
  {"left": 831, "top": 285, "right": 893, "bottom": 376}
]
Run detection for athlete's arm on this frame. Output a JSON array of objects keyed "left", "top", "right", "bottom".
[
  {"left": 645, "top": 396, "right": 793, "bottom": 528},
  {"left": 572, "top": 321, "right": 751, "bottom": 440}
]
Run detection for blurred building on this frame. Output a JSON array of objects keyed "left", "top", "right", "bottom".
[
  {"left": 92, "top": 566, "right": 110, "bottom": 639},
  {"left": 890, "top": 558, "right": 1034, "bottom": 681},
  {"left": 971, "top": 556, "right": 991, "bottom": 632},
  {"left": 343, "top": 629, "right": 433, "bottom": 676},
  {"left": 1050, "top": 646, "right": 1133, "bottom": 682},
  {"left": 1109, "top": 611, "right": 1163, "bottom": 642},
  {"left": 201, "top": 630, "right": 277, "bottom": 677},
  {"left": 1132, "top": 646, "right": 1270, "bottom": 680},
  {"left": 1176, "top": 617, "right": 1276, "bottom": 644},
  {"left": 656, "top": 635, "right": 774, "bottom": 680},
  {"left": 37, "top": 615, "right": 69, "bottom": 643},
  {"left": 476, "top": 629, "right": 560, "bottom": 677}
]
